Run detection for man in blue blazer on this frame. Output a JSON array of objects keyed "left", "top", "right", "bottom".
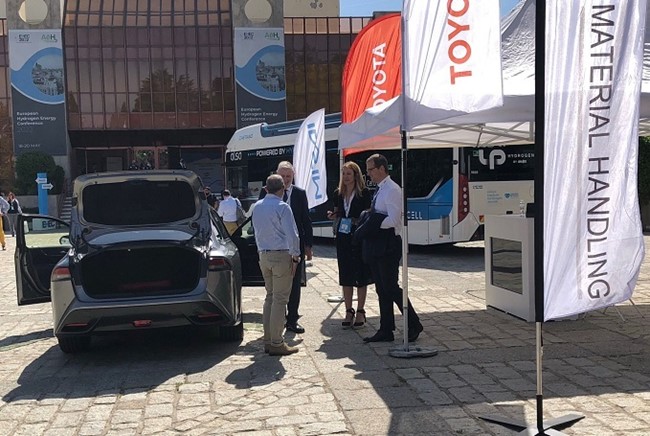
[{"left": 259, "top": 161, "right": 314, "bottom": 334}]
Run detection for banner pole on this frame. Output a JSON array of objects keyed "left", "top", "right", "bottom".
[
  {"left": 481, "top": 0, "right": 583, "bottom": 431},
  {"left": 327, "top": 151, "right": 348, "bottom": 303},
  {"left": 536, "top": 322, "right": 544, "bottom": 434},
  {"left": 401, "top": 130, "right": 409, "bottom": 351},
  {"left": 533, "top": 0, "right": 547, "bottom": 431},
  {"left": 388, "top": 7, "right": 437, "bottom": 360}
]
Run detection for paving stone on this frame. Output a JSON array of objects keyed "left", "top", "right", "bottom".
[{"left": 1, "top": 239, "right": 650, "bottom": 435}]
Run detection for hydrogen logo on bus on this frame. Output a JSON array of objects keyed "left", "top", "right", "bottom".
[
  {"left": 308, "top": 122, "right": 324, "bottom": 201},
  {"left": 478, "top": 149, "right": 506, "bottom": 170}
]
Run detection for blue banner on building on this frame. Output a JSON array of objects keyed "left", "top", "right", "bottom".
[
  {"left": 9, "top": 29, "right": 68, "bottom": 156},
  {"left": 232, "top": 0, "right": 287, "bottom": 128},
  {"left": 234, "top": 28, "right": 287, "bottom": 128}
]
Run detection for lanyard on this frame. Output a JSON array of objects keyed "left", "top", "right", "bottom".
[{"left": 343, "top": 192, "right": 355, "bottom": 217}]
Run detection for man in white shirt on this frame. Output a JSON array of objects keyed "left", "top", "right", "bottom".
[
  {"left": 361, "top": 154, "right": 424, "bottom": 343},
  {"left": 217, "top": 190, "right": 241, "bottom": 234}
]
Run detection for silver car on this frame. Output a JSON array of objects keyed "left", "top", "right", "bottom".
[{"left": 15, "top": 170, "right": 264, "bottom": 353}]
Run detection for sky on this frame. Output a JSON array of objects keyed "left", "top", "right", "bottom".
[{"left": 340, "top": 0, "right": 521, "bottom": 18}]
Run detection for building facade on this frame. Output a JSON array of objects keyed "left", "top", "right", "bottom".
[{"left": 0, "top": 0, "right": 371, "bottom": 192}]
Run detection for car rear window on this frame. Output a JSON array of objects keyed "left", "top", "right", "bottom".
[{"left": 82, "top": 180, "right": 197, "bottom": 225}]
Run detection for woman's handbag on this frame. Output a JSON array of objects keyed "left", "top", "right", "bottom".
[
  {"left": 237, "top": 204, "right": 246, "bottom": 226},
  {"left": 235, "top": 201, "right": 246, "bottom": 225},
  {"left": 332, "top": 217, "right": 341, "bottom": 236}
]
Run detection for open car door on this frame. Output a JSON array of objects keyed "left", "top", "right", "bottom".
[
  {"left": 230, "top": 216, "right": 307, "bottom": 287},
  {"left": 230, "top": 217, "right": 264, "bottom": 286},
  {"left": 15, "top": 214, "right": 70, "bottom": 305}
]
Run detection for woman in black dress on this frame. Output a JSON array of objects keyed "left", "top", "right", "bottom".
[{"left": 327, "top": 161, "right": 373, "bottom": 328}]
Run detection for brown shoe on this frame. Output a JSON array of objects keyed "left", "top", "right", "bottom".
[{"left": 268, "top": 342, "right": 299, "bottom": 356}]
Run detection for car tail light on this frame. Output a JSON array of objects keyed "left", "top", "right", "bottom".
[
  {"left": 208, "top": 256, "right": 231, "bottom": 271},
  {"left": 52, "top": 266, "right": 71, "bottom": 282},
  {"left": 458, "top": 174, "right": 469, "bottom": 223},
  {"left": 62, "top": 322, "right": 89, "bottom": 332},
  {"left": 133, "top": 320, "right": 152, "bottom": 327},
  {"left": 197, "top": 313, "right": 221, "bottom": 320}
]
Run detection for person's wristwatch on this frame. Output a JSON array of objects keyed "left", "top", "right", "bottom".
[{"left": 292, "top": 256, "right": 300, "bottom": 263}]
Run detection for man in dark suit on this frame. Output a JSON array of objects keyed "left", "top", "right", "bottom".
[{"left": 259, "top": 161, "right": 313, "bottom": 333}]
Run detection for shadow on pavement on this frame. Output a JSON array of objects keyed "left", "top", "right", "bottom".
[
  {"left": 315, "top": 294, "right": 650, "bottom": 434},
  {"left": 0, "top": 328, "right": 53, "bottom": 350},
  {"left": 2, "top": 327, "right": 241, "bottom": 402},
  {"left": 313, "top": 237, "right": 485, "bottom": 274},
  {"left": 225, "top": 357, "right": 286, "bottom": 388}
]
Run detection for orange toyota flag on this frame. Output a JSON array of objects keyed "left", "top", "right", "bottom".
[{"left": 340, "top": 13, "right": 401, "bottom": 156}]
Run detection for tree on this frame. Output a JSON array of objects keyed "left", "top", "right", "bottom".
[
  {"left": 132, "top": 69, "right": 201, "bottom": 113},
  {"left": 0, "top": 101, "right": 14, "bottom": 192},
  {"left": 15, "top": 151, "right": 65, "bottom": 195}
]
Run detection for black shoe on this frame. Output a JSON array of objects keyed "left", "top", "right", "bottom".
[
  {"left": 342, "top": 308, "right": 355, "bottom": 329},
  {"left": 363, "top": 331, "right": 394, "bottom": 343},
  {"left": 408, "top": 324, "right": 424, "bottom": 342},
  {"left": 285, "top": 322, "right": 305, "bottom": 334}
]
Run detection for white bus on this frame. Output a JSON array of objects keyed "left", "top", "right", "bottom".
[{"left": 225, "top": 113, "right": 534, "bottom": 245}]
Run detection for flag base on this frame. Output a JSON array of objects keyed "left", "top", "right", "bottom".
[
  {"left": 388, "top": 345, "right": 438, "bottom": 358},
  {"left": 326, "top": 295, "right": 357, "bottom": 303},
  {"left": 479, "top": 413, "right": 584, "bottom": 435},
  {"left": 327, "top": 295, "right": 344, "bottom": 302}
]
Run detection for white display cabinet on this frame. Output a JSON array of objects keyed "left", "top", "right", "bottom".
[{"left": 484, "top": 215, "right": 536, "bottom": 322}]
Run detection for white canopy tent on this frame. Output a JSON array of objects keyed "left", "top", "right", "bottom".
[{"left": 338, "top": 0, "right": 650, "bottom": 151}]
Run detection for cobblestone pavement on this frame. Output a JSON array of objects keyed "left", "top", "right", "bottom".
[{"left": 1, "top": 233, "right": 650, "bottom": 435}]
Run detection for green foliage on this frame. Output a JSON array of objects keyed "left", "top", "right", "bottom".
[
  {"left": 0, "top": 101, "right": 14, "bottom": 191},
  {"left": 133, "top": 68, "right": 204, "bottom": 112},
  {"left": 15, "top": 152, "right": 65, "bottom": 195}
]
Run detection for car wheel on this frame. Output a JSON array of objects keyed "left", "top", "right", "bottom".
[
  {"left": 57, "top": 336, "right": 91, "bottom": 353},
  {"left": 216, "top": 323, "right": 244, "bottom": 342}
]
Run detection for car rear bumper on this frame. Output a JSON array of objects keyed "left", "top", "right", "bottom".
[
  {"left": 52, "top": 274, "right": 241, "bottom": 336},
  {"left": 54, "top": 298, "right": 240, "bottom": 336}
]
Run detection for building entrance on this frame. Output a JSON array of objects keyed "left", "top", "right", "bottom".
[
  {"left": 73, "top": 147, "right": 169, "bottom": 177},
  {"left": 130, "top": 147, "right": 169, "bottom": 170}
]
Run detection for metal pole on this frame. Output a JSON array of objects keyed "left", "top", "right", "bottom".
[
  {"left": 388, "top": 4, "right": 437, "bottom": 359},
  {"left": 328, "top": 151, "right": 349, "bottom": 303},
  {"left": 534, "top": 0, "right": 546, "bottom": 432},
  {"left": 401, "top": 130, "right": 408, "bottom": 350}
]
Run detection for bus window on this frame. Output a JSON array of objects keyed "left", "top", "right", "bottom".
[{"left": 346, "top": 148, "right": 453, "bottom": 198}]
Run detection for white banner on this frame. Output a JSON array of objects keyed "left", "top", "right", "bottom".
[
  {"left": 544, "top": 1, "right": 646, "bottom": 321},
  {"left": 293, "top": 108, "right": 327, "bottom": 209},
  {"left": 402, "top": 0, "right": 503, "bottom": 131}
]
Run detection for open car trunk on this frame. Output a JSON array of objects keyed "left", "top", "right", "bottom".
[{"left": 79, "top": 247, "right": 202, "bottom": 299}]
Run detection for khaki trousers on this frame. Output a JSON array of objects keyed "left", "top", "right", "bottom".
[
  {"left": 259, "top": 250, "right": 293, "bottom": 345},
  {"left": 0, "top": 214, "right": 5, "bottom": 249},
  {"left": 224, "top": 221, "right": 238, "bottom": 235}
]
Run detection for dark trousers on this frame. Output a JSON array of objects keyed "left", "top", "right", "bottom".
[
  {"left": 368, "top": 245, "right": 421, "bottom": 334},
  {"left": 286, "top": 257, "right": 303, "bottom": 325}
]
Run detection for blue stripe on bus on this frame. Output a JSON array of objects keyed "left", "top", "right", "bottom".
[{"left": 406, "top": 178, "right": 453, "bottom": 220}]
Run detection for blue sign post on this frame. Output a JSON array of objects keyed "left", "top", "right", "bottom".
[{"left": 36, "top": 172, "right": 49, "bottom": 215}]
